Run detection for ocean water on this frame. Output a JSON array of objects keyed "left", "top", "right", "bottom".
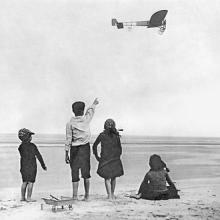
[{"left": 1, "top": 134, "right": 220, "bottom": 196}]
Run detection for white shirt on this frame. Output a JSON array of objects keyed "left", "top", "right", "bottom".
[{"left": 65, "top": 104, "right": 96, "bottom": 151}]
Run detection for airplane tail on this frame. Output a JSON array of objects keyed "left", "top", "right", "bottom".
[
  {"left": 112, "top": 18, "right": 118, "bottom": 26},
  {"left": 112, "top": 18, "right": 124, "bottom": 29},
  {"left": 117, "top": 23, "right": 124, "bottom": 29}
]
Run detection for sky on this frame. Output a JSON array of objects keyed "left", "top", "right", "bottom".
[{"left": 0, "top": 0, "right": 220, "bottom": 136}]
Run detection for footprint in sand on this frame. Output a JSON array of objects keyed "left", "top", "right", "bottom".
[
  {"left": 188, "top": 207, "right": 197, "bottom": 211},
  {"left": 10, "top": 204, "right": 23, "bottom": 208},
  {"left": 166, "top": 215, "right": 183, "bottom": 220},
  {"left": 201, "top": 207, "right": 210, "bottom": 210},
  {"left": 182, "top": 202, "right": 191, "bottom": 205},
  {"left": 190, "top": 214, "right": 201, "bottom": 217},
  {"left": 0, "top": 207, "right": 7, "bottom": 211},
  {"left": 152, "top": 213, "right": 168, "bottom": 218}
]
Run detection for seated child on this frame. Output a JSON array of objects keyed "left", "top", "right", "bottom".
[{"left": 132, "top": 154, "right": 180, "bottom": 200}]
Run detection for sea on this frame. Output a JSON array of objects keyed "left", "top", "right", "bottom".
[{"left": 1, "top": 134, "right": 220, "bottom": 196}]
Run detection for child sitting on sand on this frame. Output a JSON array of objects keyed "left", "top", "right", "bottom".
[
  {"left": 93, "top": 119, "right": 124, "bottom": 199},
  {"left": 18, "top": 128, "right": 47, "bottom": 202},
  {"left": 131, "top": 154, "right": 179, "bottom": 200}
]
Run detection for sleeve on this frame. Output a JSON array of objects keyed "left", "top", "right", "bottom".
[
  {"left": 34, "top": 145, "right": 46, "bottom": 169},
  {"left": 18, "top": 146, "right": 22, "bottom": 156},
  {"left": 84, "top": 104, "right": 96, "bottom": 123},
  {"left": 65, "top": 122, "right": 72, "bottom": 152},
  {"left": 117, "top": 136, "right": 122, "bottom": 156},
  {"left": 143, "top": 172, "right": 150, "bottom": 182},
  {"left": 92, "top": 134, "right": 101, "bottom": 161},
  {"left": 138, "top": 172, "right": 150, "bottom": 194}
]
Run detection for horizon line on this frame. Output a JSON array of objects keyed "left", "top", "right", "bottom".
[{"left": 1, "top": 133, "right": 220, "bottom": 139}]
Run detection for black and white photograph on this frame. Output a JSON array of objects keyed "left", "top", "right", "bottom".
[{"left": 0, "top": 0, "right": 220, "bottom": 219}]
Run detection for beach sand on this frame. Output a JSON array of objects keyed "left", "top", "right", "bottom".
[
  {"left": 0, "top": 177, "right": 220, "bottom": 220},
  {"left": 1, "top": 138, "right": 220, "bottom": 219}
]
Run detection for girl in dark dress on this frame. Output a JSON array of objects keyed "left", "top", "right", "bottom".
[
  {"left": 93, "top": 119, "right": 124, "bottom": 199},
  {"left": 18, "top": 128, "right": 47, "bottom": 202},
  {"left": 132, "top": 154, "right": 180, "bottom": 200}
]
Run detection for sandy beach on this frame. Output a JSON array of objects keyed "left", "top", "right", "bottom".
[
  {"left": 0, "top": 178, "right": 220, "bottom": 220},
  {"left": 1, "top": 0, "right": 220, "bottom": 218},
  {"left": 1, "top": 136, "right": 220, "bottom": 219}
]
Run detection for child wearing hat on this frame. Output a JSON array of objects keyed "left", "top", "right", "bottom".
[
  {"left": 92, "top": 119, "right": 124, "bottom": 199},
  {"left": 18, "top": 128, "right": 47, "bottom": 202},
  {"left": 131, "top": 154, "right": 179, "bottom": 200},
  {"left": 65, "top": 98, "right": 99, "bottom": 200}
]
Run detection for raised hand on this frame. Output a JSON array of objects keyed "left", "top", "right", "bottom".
[{"left": 93, "top": 98, "right": 99, "bottom": 105}]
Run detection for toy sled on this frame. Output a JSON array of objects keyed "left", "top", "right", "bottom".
[{"left": 41, "top": 195, "right": 75, "bottom": 212}]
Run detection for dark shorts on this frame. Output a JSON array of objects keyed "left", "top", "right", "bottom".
[
  {"left": 70, "top": 143, "right": 91, "bottom": 182},
  {"left": 20, "top": 167, "right": 37, "bottom": 183}
]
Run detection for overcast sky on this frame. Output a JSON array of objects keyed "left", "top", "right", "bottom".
[{"left": 0, "top": 0, "right": 220, "bottom": 136}]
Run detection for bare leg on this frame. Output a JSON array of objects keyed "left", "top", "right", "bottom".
[
  {"left": 105, "top": 179, "right": 111, "bottom": 199},
  {"left": 83, "top": 178, "right": 90, "bottom": 200},
  {"left": 26, "top": 182, "right": 36, "bottom": 202},
  {"left": 72, "top": 181, "right": 79, "bottom": 200},
  {"left": 111, "top": 178, "right": 116, "bottom": 199},
  {"left": 21, "top": 182, "right": 28, "bottom": 201}
]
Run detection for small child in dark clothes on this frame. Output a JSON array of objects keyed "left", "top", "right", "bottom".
[
  {"left": 93, "top": 119, "right": 124, "bottom": 199},
  {"left": 132, "top": 154, "right": 179, "bottom": 200},
  {"left": 150, "top": 155, "right": 170, "bottom": 172},
  {"left": 18, "top": 128, "right": 47, "bottom": 202}
]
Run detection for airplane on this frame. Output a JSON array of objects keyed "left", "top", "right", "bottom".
[{"left": 112, "top": 10, "right": 168, "bottom": 34}]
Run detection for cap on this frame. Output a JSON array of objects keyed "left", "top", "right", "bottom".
[{"left": 18, "top": 128, "right": 35, "bottom": 141}]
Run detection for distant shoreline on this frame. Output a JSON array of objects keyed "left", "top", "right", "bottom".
[
  {"left": 1, "top": 141, "right": 220, "bottom": 147},
  {"left": 1, "top": 133, "right": 220, "bottom": 146}
]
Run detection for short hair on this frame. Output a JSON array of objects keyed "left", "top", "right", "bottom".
[{"left": 72, "top": 101, "right": 85, "bottom": 116}]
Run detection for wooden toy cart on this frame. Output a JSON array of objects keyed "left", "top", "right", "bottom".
[{"left": 41, "top": 195, "right": 75, "bottom": 212}]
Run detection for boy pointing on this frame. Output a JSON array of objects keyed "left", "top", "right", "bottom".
[{"left": 65, "top": 98, "right": 99, "bottom": 200}]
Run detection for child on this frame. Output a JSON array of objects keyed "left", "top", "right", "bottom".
[
  {"left": 132, "top": 154, "right": 179, "bottom": 200},
  {"left": 93, "top": 119, "right": 124, "bottom": 199},
  {"left": 150, "top": 155, "right": 170, "bottom": 172},
  {"left": 18, "top": 128, "right": 47, "bottom": 202},
  {"left": 65, "top": 98, "right": 99, "bottom": 200}
]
